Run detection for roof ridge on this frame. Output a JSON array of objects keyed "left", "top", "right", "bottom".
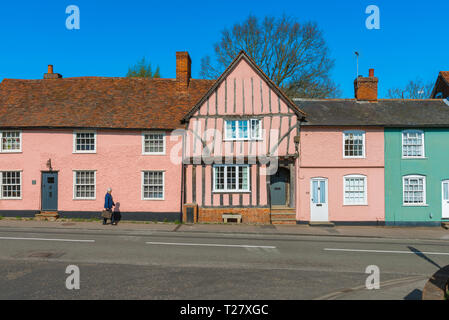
[{"left": 1, "top": 77, "right": 215, "bottom": 82}]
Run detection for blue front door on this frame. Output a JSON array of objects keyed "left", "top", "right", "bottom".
[
  {"left": 270, "top": 168, "right": 289, "bottom": 206},
  {"left": 41, "top": 172, "right": 58, "bottom": 211}
]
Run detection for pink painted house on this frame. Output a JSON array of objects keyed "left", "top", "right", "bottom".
[
  {"left": 294, "top": 71, "right": 385, "bottom": 225},
  {"left": 0, "top": 53, "right": 213, "bottom": 221},
  {"left": 181, "top": 51, "right": 305, "bottom": 224}
]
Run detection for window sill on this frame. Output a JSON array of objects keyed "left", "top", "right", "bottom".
[
  {"left": 223, "top": 139, "right": 263, "bottom": 142},
  {"left": 402, "top": 157, "right": 427, "bottom": 160},
  {"left": 142, "top": 153, "right": 166, "bottom": 156},
  {"left": 402, "top": 204, "right": 428, "bottom": 207},
  {"left": 72, "top": 198, "right": 96, "bottom": 201},
  {"left": 343, "top": 156, "right": 366, "bottom": 159},
  {"left": 343, "top": 203, "right": 368, "bottom": 206},
  {"left": 142, "top": 198, "right": 165, "bottom": 201},
  {"left": 213, "top": 191, "right": 251, "bottom": 194},
  {"left": 73, "top": 152, "right": 97, "bottom": 154},
  {"left": 0, "top": 151, "right": 22, "bottom": 154},
  {"left": 0, "top": 198, "right": 22, "bottom": 200}
]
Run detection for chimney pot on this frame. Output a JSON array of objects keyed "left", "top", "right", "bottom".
[
  {"left": 44, "top": 65, "right": 62, "bottom": 79},
  {"left": 369, "top": 68, "right": 374, "bottom": 77}
]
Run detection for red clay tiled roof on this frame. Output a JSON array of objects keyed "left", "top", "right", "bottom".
[
  {"left": 0, "top": 77, "right": 214, "bottom": 129},
  {"left": 440, "top": 71, "right": 449, "bottom": 84}
]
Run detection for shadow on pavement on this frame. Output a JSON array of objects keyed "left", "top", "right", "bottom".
[{"left": 404, "top": 289, "right": 422, "bottom": 300}]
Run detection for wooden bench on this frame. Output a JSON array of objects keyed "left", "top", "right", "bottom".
[{"left": 222, "top": 213, "right": 242, "bottom": 224}]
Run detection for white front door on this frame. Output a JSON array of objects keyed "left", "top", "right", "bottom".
[
  {"left": 442, "top": 180, "right": 449, "bottom": 219},
  {"left": 310, "top": 178, "right": 329, "bottom": 222}
]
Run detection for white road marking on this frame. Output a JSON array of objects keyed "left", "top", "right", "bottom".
[
  {"left": 324, "top": 248, "right": 449, "bottom": 256},
  {"left": 0, "top": 236, "right": 95, "bottom": 243},
  {"left": 146, "top": 241, "right": 276, "bottom": 249}
]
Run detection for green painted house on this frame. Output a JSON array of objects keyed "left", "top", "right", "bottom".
[{"left": 384, "top": 100, "right": 449, "bottom": 225}]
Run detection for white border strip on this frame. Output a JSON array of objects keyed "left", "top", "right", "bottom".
[
  {"left": 0, "top": 236, "right": 95, "bottom": 243},
  {"left": 146, "top": 241, "right": 276, "bottom": 249}
]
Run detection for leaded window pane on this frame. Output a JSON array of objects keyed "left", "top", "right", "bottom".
[
  {"left": 1, "top": 131, "right": 21, "bottom": 151},
  {"left": 344, "top": 177, "right": 366, "bottom": 204}
]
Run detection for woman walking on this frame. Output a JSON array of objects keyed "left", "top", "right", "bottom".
[{"left": 103, "top": 188, "right": 116, "bottom": 225}]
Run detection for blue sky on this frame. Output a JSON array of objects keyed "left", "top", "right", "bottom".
[{"left": 0, "top": 0, "right": 447, "bottom": 98}]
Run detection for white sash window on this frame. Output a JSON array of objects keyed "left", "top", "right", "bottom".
[
  {"left": 402, "top": 130, "right": 424, "bottom": 158},
  {"left": 0, "top": 171, "right": 21, "bottom": 199},
  {"left": 343, "top": 175, "right": 367, "bottom": 205},
  {"left": 403, "top": 175, "right": 426, "bottom": 205}
]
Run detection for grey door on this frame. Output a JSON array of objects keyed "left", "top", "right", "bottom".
[
  {"left": 41, "top": 172, "right": 58, "bottom": 211},
  {"left": 270, "top": 168, "right": 289, "bottom": 206}
]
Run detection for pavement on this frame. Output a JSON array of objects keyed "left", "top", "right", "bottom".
[{"left": 1, "top": 218, "right": 449, "bottom": 300}]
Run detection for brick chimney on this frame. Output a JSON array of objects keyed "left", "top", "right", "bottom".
[
  {"left": 354, "top": 68, "right": 378, "bottom": 101},
  {"left": 176, "top": 52, "right": 191, "bottom": 91},
  {"left": 44, "top": 65, "right": 62, "bottom": 79}
]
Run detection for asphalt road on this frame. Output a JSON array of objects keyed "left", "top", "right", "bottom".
[{"left": 0, "top": 225, "right": 447, "bottom": 300}]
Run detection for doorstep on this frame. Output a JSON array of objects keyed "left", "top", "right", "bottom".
[
  {"left": 308, "top": 221, "right": 335, "bottom": 227},
  {"left": 35, "top": 211, "right": 59, "bottom": 221}
]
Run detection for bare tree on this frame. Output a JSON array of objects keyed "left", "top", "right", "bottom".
[
  {"left": 387, "top": 79, "right": 434, "bottom": 99},
  {"left": 200, "top": 15, "right": 340, "bottom": 98}
]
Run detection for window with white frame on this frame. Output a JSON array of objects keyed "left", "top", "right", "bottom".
[
  {"left": 1, "top": 131, "right": 21, "bottom": 152},
  {"left": 403, "top": 175, "right": 426, "bottom": 205},
  {"left": 343, "top": 131, "right": 365, "bottom": 158},
  {"left": 402, "top": 130, "right": 424, "bottom": 158},
  {"left": 142, "top": 132, "right": 165, "bottom": 154},
  {"left": 73, "top": 131, "right": 96, "bottom": 153},
  {"left": 343, "top": 175, "right": 367, "bottom": 205},
  {"left": 142, "top": 171, "right": 164, "bottom": 200},
  {"left": 0, "top": 171, "right": 21, "bottom": 199},
  {"left": 213, "top": 165, "right": 250, "bottom": 192},
  {"left": 225, "top": 119, "right": 262, "bottom": 140},
  {"left": 73, "top": 171, "right": 96, "bottom": 199}
]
